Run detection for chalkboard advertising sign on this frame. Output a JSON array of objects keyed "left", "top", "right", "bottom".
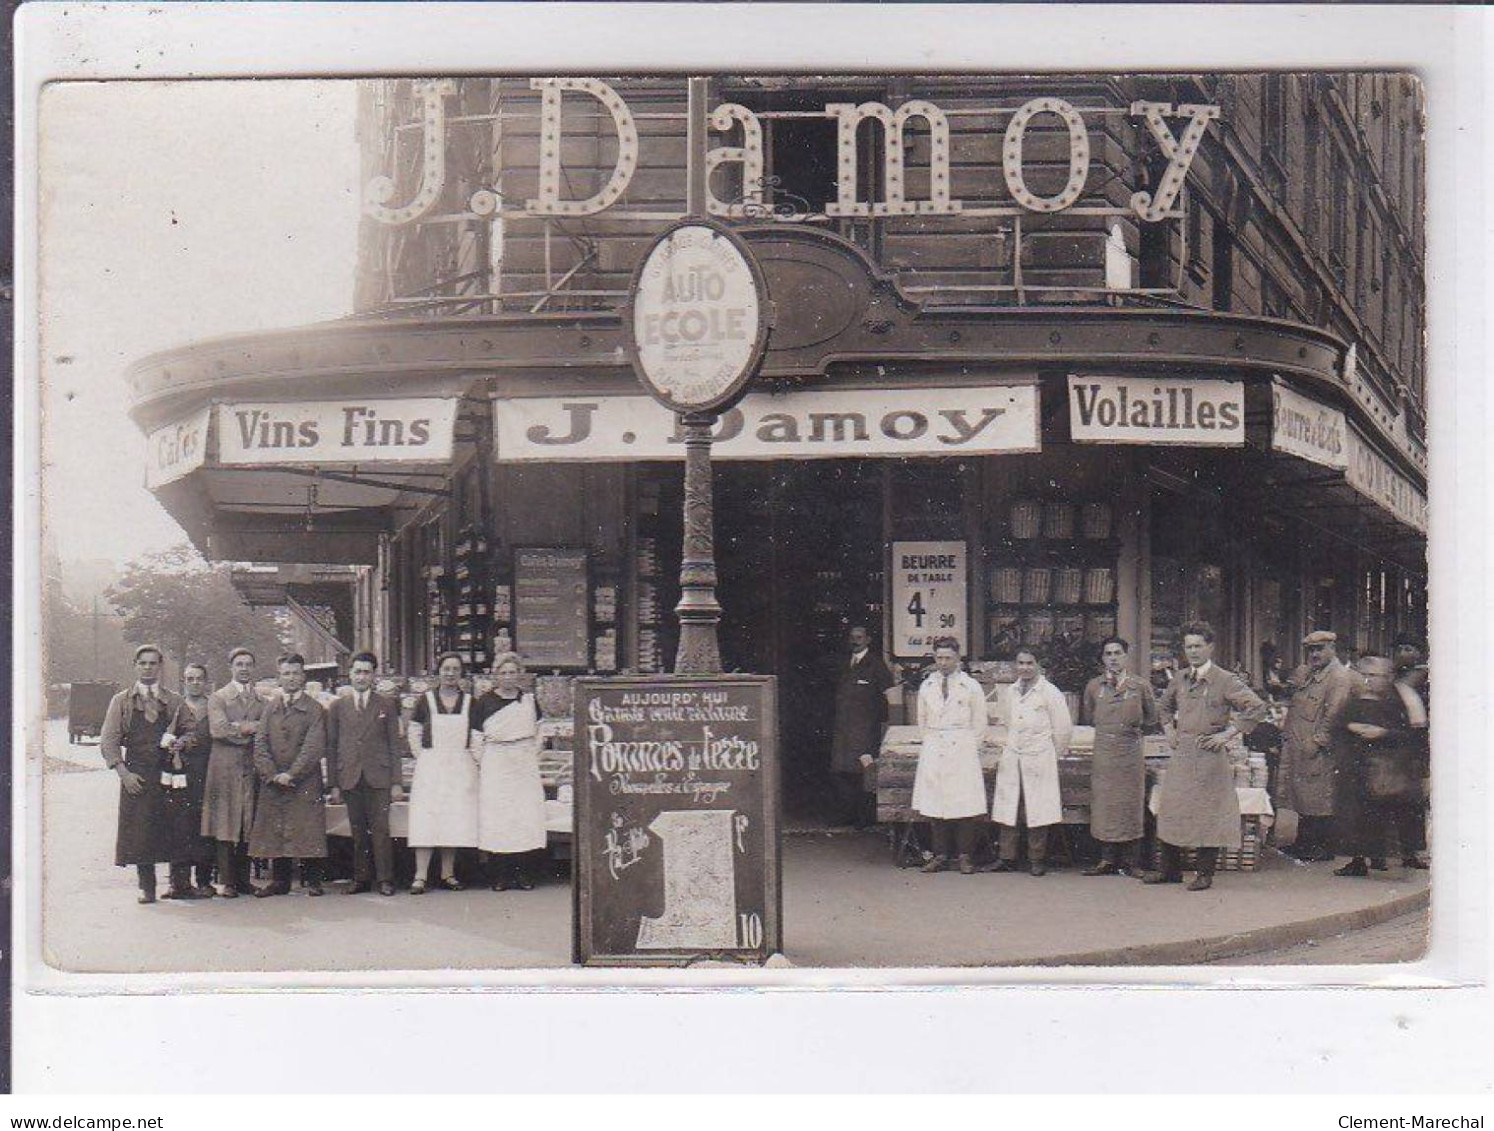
[
  {"left": 514, "top": 547, "right": 589, "bottom": 670},
  {"left": 573, "top": 675, "right": 781, "bottom": 965}
]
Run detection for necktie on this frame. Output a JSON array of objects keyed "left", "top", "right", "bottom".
[{"left": 942, "top": 673, "right": 950, "bottom": 701}]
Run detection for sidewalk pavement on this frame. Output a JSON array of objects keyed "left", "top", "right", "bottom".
[{"left": 35, "top": 722, "right": 1428, "bottom": 974}]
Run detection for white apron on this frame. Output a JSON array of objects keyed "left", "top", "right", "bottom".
[
  {"left": 991, "top": 678, "right": 1067, "bottom": 828},
  {"left": 911, "top": 671, "right": 989, "bottom": 820},
  {"left": 408, "top": 691, "right": 480, "bottom": 848},
  {"left": 477, "top": 693, "right": 547, "bottom": 854}
]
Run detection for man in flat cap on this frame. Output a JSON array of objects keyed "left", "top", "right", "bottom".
[{"left": 1279, "top": 630, "right": 1361, "bottom": 862}]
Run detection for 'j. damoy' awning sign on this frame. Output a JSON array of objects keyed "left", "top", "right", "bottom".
[
  {"left": 492, "top": 385, "right": 1040, "bottom": 462},
  {"left": 1068, "top": 375, "right": 1245, "bottom": 445},
  {"left": 217, "top": 399, "right": 460, "bottom": 466}
]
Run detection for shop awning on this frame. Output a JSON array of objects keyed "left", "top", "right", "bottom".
[{"left": 141, "top": 395, "right": 480, "bottom": 564}]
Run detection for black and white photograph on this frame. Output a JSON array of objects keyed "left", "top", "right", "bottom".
[
  {"left": 31, "top": 63, "right": 1438, "bottom": 974},
  {"left": 11, "top": 0, "right": 1493, "bottom": 1103}
]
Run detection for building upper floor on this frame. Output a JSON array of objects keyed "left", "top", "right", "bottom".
[{"left": 352, "top": 72, "right": 1426, "bottom": 438}]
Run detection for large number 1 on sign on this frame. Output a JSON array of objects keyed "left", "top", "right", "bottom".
[{"left": 635, "top": 809, "right": 740, "bottom": 950}]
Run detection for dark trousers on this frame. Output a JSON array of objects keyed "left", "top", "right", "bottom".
[
  {"left": 167, "top": 861, "right": 212, "bottom": 892},
  {"left": 1297, "top": 814, "right": 1337, "bottom": 856},
  {"left": 929, "top": 817, "right": 977, "bottom": 860},
  {"left": 269, "top": 858, "right": 323, "bottom": 886},
  {"left": 1350, "top": 800, "right": 1426, "bottom": 861},
  {"left": 215, "top": 841, "right": 254, "bottom": 892},
  {"left": 135, "top": 863, "right": 156, "bottom": 894},
  {"left": 1158, "top": 841, "right": 1218, "bottom": 879},
  {"left": 998, "top": 790, "right": 1049, "bottom": 864},
  {"left": 832, "top": 771, "right": 876, "bottom": 827},
  {"left": 345, "top": 780, "right": 394, "bottom": 884},
  {"left": 488, "top": 850, "right": 541, "bottom": 884},
  {"left": 1098, "top": 839, "right": 1141, "bottom": 869}
]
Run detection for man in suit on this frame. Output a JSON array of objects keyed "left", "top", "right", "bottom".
[
  {"left": 828, "top": 625, "right": 897, "bottom": 827},
  {"left": 248, "top": 653, "right": 329, "bottom": 897},
  {"left": 326, "top": 651, "right": 405, "bottom": 896},
  {"left": 98, "top": 645, "right": 182, "bottom": 903}
]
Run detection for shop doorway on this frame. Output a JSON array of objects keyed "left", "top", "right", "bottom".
[{"left": 714, "top": 460, "right": 887, "bottom": 824}]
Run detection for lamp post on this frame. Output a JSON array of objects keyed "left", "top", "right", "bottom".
[{"left": 624, "top": 78, "right": 770, "bottom": 676}]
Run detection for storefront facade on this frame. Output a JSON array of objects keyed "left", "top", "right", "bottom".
[{"left": 127, "top": 74, "right": 1427, "bottom": 813}]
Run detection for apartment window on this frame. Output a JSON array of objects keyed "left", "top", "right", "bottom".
[
  {"left": 1329, "top": 147, "right": 1349, "bottom": 275},
  {"left": 1262, "top": 75, "right": 1287, "bottom": 190}
]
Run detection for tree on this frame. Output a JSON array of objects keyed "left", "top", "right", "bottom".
[{"left": 104, "top": 544, "right": 290, "bottom": 685}]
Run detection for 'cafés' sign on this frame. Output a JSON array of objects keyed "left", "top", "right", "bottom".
[{"left": 146, "top": 406, "right": 211, "bottom": 488}]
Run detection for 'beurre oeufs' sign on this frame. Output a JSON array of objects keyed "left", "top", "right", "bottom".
[{"left": 573, "top": 675, "right": 780, "bottom": 965}]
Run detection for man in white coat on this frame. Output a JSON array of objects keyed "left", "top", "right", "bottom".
[
  {"left": 991, "top": 648, "right": 1071, "bottom": 876},
  {"left": 912, "top": 636, "right": 989, "bottom": 875}
]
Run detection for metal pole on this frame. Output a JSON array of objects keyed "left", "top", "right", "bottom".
[{"left": 673, "top": 78, "right": 725, "bottom": 675}]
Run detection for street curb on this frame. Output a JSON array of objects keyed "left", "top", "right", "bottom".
[{"left": 1000, "top": 884, "right": 1430, "bottom": 967}]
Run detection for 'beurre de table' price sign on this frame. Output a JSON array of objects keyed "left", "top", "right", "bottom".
[{"left": 573, "top": 674, "right": 781, "bottom": 965}]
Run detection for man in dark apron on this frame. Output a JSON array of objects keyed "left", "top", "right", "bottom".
[
  {"left": 97, "top": 645, "right": 182, "bottom": 904},
  {"left": 1079, "top": 637, "right": 1158, "bottom": 876}
]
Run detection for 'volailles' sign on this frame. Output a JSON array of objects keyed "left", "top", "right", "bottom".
[
  {"left": 492, "top": 385, "right": 1040, "bottom": 462},
  {"left": 1068, "top": 375, "right": 1244, "bottom": 446}
]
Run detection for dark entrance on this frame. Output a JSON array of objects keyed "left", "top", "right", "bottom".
[{"left": 714, "top": 460, "right": 886, "bottom": 824}]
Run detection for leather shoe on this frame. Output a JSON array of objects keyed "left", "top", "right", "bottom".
[
  {"left": 958, "top": 855, "right": 976, "bottom": 875},
  {"left": 192, "top": 884, "right": 217, "bottom": 899},
  {"left": 378, "top": 882, "right": 396, "bottom": 897},
  {"left": 491, "top": 878, "right": 512, "bottom": 892},
  {"left": 1369, "top": 858, "right": 1389, "bottom": 871},
  {"left": 1141, "top": 870, "right": 1182, "bottom": 885},
  {"left": 919, "top": 855, "right": 949, "bottom": 874},
  {"left": 345, "top": 881, "right": 372, "bottom": 895},
  {"left": 218, "top": 886, "right": 239, "bottom": 899},
  {"left": 1029, "top": 863, "right": 1047, "bottom": 877},
  {"left": 514, "top": 876, "right": 535, "bottom": 892},
  {"left": 137, "top": 889, "right": 157, "bottom": 905},
  {"left": 1334, "top": 860, "right": 1369, "bottom": 877},
  {"left": 1186, "top": 873, "right": 1214, "bottom": 892},
  {"left": 305, "top": 882, "right": 324, "bottom": 897},
  {"left": 253, "top": 882, "right": 290, "bottom": 898},
  {"left": 440, "top": 877, "right": 465, "bottom": 891},
  {"left": 1402, "top": 856, "right": 1430, "bottom": 870},
  {"left": 1083, "top": 861, "right": 1119, "bottom": 876},
  {"left": 985, "top": 859, "right": 1014, "bottom": 873}
]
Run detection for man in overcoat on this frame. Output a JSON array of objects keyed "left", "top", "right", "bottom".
[
  {"left": 1079, "top": 636, "right": 1158, "bottom": 876},
  {"left": 827, "top": 625, "right": 897, "bottom": 828},
  {"left": 1144, "top": 622, "right": 1267, "bottom": 891},
  {"left": 1279, "top": 630, "right": 1361, "bottom": 862},
  {"left": 326, "top": 651, "right": 405, "bottom": 896},
  {"left": 248, "top": 653, "right": 329, "bottom": 897},
  {"left": 204, "top": 647, "right": 267, "bottom": 897},
  {"left": 98, "top": 645, "right": 182, "bottom": 903}
]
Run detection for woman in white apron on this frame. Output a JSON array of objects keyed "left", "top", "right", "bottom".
[
  {"left": 912, "top": 637, "right": 990, "bottom": 875},
  {"left": 471, "top": 652, "right": 547, "bottom": 891},
  {"left": 406, "top": 651, "right": 480, "bottom": 894}
]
